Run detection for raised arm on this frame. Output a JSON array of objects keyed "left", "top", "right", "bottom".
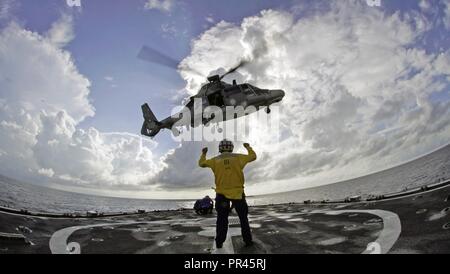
[
  {"left": 199, "top": 147, "right": 214, "bottom": 168},
  {"left": 239, "top": 143, "right": 257, "bottom": 168}
]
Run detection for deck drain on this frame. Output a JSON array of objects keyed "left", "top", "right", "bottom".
[
  {"left": 16, "top": 226, "right": 32, "bottom": 234},
  {"left": 295, "top": 230, "right": 310, "bottom": 234},
  {"left": 167, "top": 234, "right": 184, "bottom": 241},
  {"left": 443, "top": 207, "right": 450, "bottom": 212},
  {"left": 443, "top": 223, "right": 450, "bottom": 230},
  {"left": 229, "top": 218, "right": 240, "bottom": 225},
  {"left": 416, "top": 209, "right": 428, "bottom": 214},
  {"left": 363, "top": 218, "right": 383, "bottom": 226},
  {"left": 287, "top": 218, "right": 310, "bottom": 223},
  {"left": 157, "top": 241, "right": 170, "bottom": 247}
]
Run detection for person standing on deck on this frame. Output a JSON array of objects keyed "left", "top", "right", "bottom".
[{"left": 198, "top": 140, "right": 257, "bottom": 249}]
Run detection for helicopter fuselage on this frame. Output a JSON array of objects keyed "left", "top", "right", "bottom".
[{"left": 140, "top": 76, "right": 285, "bottom": 137}]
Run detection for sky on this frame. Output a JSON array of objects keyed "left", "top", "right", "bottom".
[{"left": 0, "top": 0, "right": 449, "bottom": 199}]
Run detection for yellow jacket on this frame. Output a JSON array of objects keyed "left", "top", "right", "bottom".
[{"left": 199, "top": 146, "right": 257, "bottom": 200}]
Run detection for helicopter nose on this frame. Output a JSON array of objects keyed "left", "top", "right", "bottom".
[{"left": 270, "top": 89, "right": 285, "bottom": 102}]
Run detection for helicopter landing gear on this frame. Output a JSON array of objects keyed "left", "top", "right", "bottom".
[{"left": 266, "top": 106, "right": 271, "bottom": 114}]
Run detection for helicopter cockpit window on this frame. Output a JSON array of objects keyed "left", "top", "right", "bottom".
[
  {"left": 241, "top": 84, "right": 257, "bottom": 95},
  {"left": 248, "top": 84, "right": 259, "bottom": 90}
]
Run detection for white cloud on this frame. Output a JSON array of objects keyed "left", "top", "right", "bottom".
[
  {"left": 1, "top": 22, "right": 93, "bottom": 122},
  {"left": 144, "top": 0, "right": 174, "bottom": 13},
  {"left": 1, "top": 2, "right": 450, "bottom": 198},
  {"left": 33, "top": 112, "right": 161, "bottom": 187},
  {"left": 104, "top": 76, "right": 117, "bottom": 88},
  {"left": 45, "top": 14, "right": 75, "bottom": 48},
  {"left": 0, "top": 21, "right": 162, "bottom": 191},
  {"left": 443, "top": 0, "right": 450, "bottom": 30},
  {"left": 38, "top": 168, "right": 54, "bottom": 177},
  {"left": 176, "top": 2, "right": 450, "bottom": 194},
  {"left": 161, "top": 23, "right": 177, "bottom": 36},
  {"left": 66, "top": 0, "right": 81, "bottom": 8},
  {"left": 365, "top": 0, "right": 381, "bottom": 8},
  {"left": 179, "top": 21, "right": 246, "bottom": 92},
  {"left": 0, "top": 0, "right": 14, "bottom": 20},
  {"left": 419, "top": 0, "right": 431, "bottom": 11}
]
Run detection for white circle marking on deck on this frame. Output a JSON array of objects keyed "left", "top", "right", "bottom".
[{"left": 49, "top": 210, "right": 401, "bottom": 254}]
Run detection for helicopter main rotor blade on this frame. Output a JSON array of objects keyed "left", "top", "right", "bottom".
[
  {"left": 219, "top": 59, "right": 250, "bottom": 80},
  {"left": 138, "top": 45, "right": 180, "bottom": 70},
  {"left": 138, "top": 45, "right": 204, "bottom": 77}
]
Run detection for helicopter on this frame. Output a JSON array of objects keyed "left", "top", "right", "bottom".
[{"left": 138, "top": 46, "right": 285, "bottom": 138}]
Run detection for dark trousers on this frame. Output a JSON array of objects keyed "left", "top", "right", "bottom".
[{"left": 215, "top": 193, "right": 252, "bottom": 245}]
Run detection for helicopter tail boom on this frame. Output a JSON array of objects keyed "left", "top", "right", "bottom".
[{"left": 141, "top": 103, "right": 162, "bottom": 138}]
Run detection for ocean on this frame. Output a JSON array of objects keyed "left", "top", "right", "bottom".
[{"left": 1, "top": 145, "right": 449, "bottom": 214}]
